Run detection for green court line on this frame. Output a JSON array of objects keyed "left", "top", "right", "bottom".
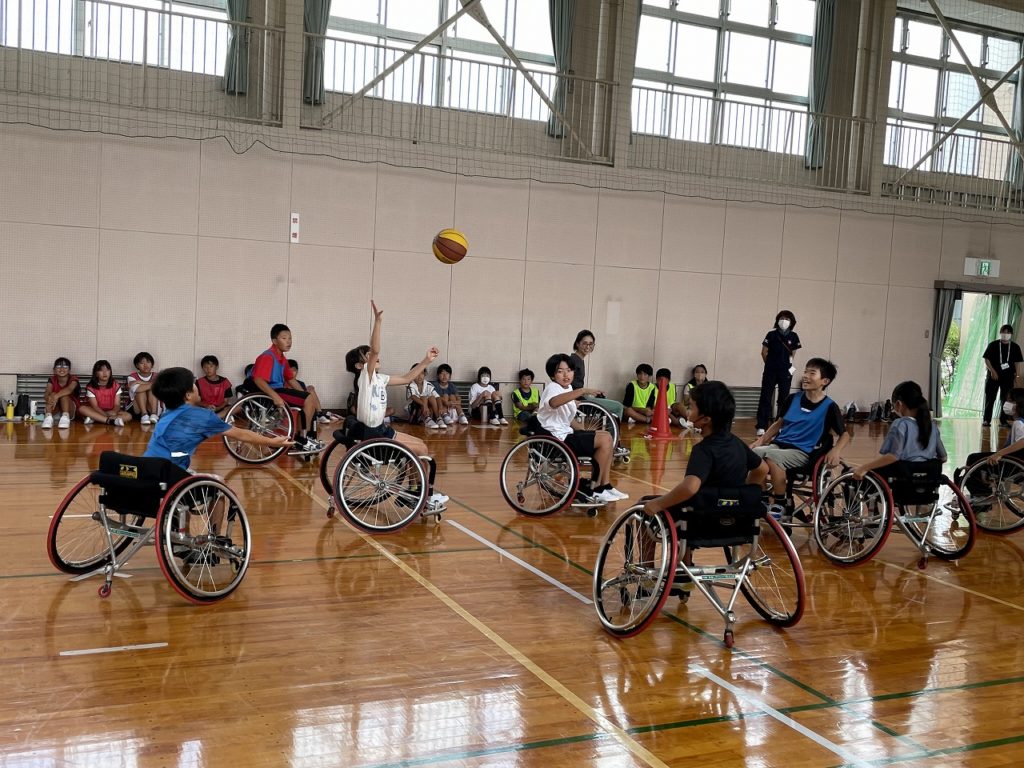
[{"left": 363, "top": 732, "right": 607, "bottom": 768}]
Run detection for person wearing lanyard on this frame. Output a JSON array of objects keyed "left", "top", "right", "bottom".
[{"left": 982, "top": 324, "right": 1023, "bottom": 428}]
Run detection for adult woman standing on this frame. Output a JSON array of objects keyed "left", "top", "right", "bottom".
[
  {"left": 569, "top": 330, "right": 624, "bottom": 420},
  {"left": 755, "top": 310, "right": 801, "bottom": 437},
  {"left": 982, "top": 324, "right": 1023, "bottom": 427}
]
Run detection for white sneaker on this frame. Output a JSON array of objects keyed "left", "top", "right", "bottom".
[
  {"left": 459, "top": 415, "right": 468, "bottom": 425},
  {"left": 425, "top": 418, "right": 438, "bottom": 429},
  {"left": 435, "top": 418, "right": 449, "bottom": 429},
  {"left": 58, "top": 413, "right": 70, "bottom": 429},
  {"left": 429, "top": 491, "right": 449, "bottom": 505},
  {"left": 442, "top": 414, "right": 454, "bottom": 425},
  {"left": 141, "top": 414, "right": 151, "bottom": 425},
  {"left": 608, "top": 487, "right": 630, "bottom": 501},
  {"left": 755, "top": 428, "right": 766, "bottom": 437},
  {"left": 150, "top": 413, "right": 159, "bottom": 422},
  {"left": 113, "top": 417, "right": 125, "bottom": 427},
  {"left": 499, "top": 417, "right": 508, "bottom": 425},
  {"left": 594, "top": 489, "right": 619, "bottom": 503},
  {"left": 489, "top": 417, "right": 501, "bottom": 426},
  {"left": 42, "top": 414, "right": 54, "bottom": 429},
  {"left": 83, "top": 417, "right": 94, "bottom": 425}
]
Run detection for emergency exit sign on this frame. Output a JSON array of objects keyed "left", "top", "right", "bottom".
[{"left": 965, "top": 257, "right": 1001, "bottom": 278}]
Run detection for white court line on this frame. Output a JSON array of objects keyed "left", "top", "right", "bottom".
[
  {"left": 446, "top": 519, "right": 592, "bottom": 605},
  {"left": 60, "top": 642, "right": 168, "bottom": 657},
  {"left": 693, "top": 666, "right": 871, "bottom": 768}
]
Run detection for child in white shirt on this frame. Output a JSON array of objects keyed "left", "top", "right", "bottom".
[
  {"left": 469, "top": 366, "right": 507, "bottom": 426},
  {"left": 407, "top": 366, "right": 445, "bottom": 429},
  {"left": 127, "top": 351, "right": 160, "bottom": 425}
]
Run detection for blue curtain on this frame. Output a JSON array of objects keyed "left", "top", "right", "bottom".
[
  {"left": 805, "top": 0, "right": 836, "bottom": 169},
  {"left": 303, "top": 0, "right": 331, "bottom": 105},
  {"left": 224, "top": 0, "right": 249, "bottom": 95},
  {"left": 547, "top": 0, "right": 576, "bottom": 138}
]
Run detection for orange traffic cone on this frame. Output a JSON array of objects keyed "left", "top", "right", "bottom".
[{"left": 646, "top": 375, "right": 673, "bottom": 440}]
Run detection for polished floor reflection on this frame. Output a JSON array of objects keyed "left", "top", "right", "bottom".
[{"left": 3, "top": 417, "right": 1024, "bottom": 767}]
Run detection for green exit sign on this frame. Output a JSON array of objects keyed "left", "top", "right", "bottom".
[{"left": 979, "top": 260, "right": 992, "bottom": 276}]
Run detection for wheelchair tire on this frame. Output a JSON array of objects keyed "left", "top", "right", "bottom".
[
  {"left": 729, "top": 515, "right": 806, "bottom": 627},
  {"left": 47, "top": 476, "right": 149, "bottom": 574},
  {"left": 593, "top": 506, "right": 677, "bottom": 638},
  {"left": 222, "top": 393, "right": 294, "bottom": 464},
  {"left": 499, "top": 437, "right": 579, "bottom": 516},
  {"left": 959, "top": 457, "right": 1024, "bottom": 535},
  {"left": 576, "top": 401, "right": 620, "bottom": 454},
  {"left": 813, "top": 471, "right": 894, "bottom": 566},
  {"left": 332, "top": 439, "right": 426, "bottom": 533},
  {"left": 155, "top": 476, "right": 251, "bottom": 604},
  {"left": 319, "top": 439, "right": 346, "bottom": 498},
  {"left": 896, "top": 476, "right": 976, "bottom": 561}
]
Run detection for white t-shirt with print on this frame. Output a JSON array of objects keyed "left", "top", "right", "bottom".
[
  {"left": 408, "top": 380, "right": 437, "bottom": 399},
  {"left": 357, "top": 368, "right": 390, "bottom": 428},
  {"left": 537, "top": 380, "right": 577, "bottom": 440}
]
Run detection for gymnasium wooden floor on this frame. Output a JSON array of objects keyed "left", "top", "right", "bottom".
[{"left": 3, "top": 416, "right": 1024, "bottom": 767}]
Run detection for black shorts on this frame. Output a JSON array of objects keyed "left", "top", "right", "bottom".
[
  {"left": 275, "top": 387, "right": 310, "bottom": 407},
  {"left": 564, "top": 430, "right": 596, "bottom": 459},
  {"left": 353, "top": 421, "right": 396, "bottom": 441}
]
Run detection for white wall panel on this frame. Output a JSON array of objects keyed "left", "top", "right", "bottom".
[
  {"left": 829, "top": 282, "right": 889, "bottom": 405},
  {"left": 890, "top": 217, "right": 942, "bottom": 289},
  {"left": 525, "top": 183, "right": 598, "bottom": 264},
  {"left": 520, "top": 262, "right": 594, "bottom": 379},
  {"left": 454, "top": 176, "right": 529, "bottom": 261},
  {"left": 837, "top": 211, "right": 893, "bottom": 285},
  {"left": 654, "top": 271, "right": 721, "bottom": 378},
  {"left": 715, "top": 275, "right": 781, "bottom": 385},
  {"left": 881, "top": 286, "right": 933, "bottom": 397},
  {"left": 722, "top": 202, "right": 783, "bottom": 278},
  {"left": 778, "top": 278, "right": 836, "bottom": 368},
  {"left": 781, "top": 207, "right": 840, "bottom": 282},
  {"left": 374, "top": 167, "right": 457, "bottom": 254},
  {"left": 939, "top": 220, "right": 990, "bottom": 281},
  {"left": 289, "top": 156, "right": 377, "bottom": 250},
  {"left": 587, "top": 267, "right": 661, "bottom": 395},
  {"left": 661, "top": 197, "right": 726, "bottom": 274},
  {"left": 198, "top": 142, "right": 292, "bottom": 242},
  {"left": 596, "top": 190, "right": 663, "bottom": 270}
]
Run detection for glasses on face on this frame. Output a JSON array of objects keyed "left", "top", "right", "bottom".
[
  {"left": 579, "top": 341, "right": 595, "bottom": 349},
  {"left": 55, "top": 364, "right": 70, "bottom": 369}
]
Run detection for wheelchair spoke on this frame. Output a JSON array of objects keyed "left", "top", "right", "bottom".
[
  {"left": 501, "top": 438, "right": 578, "bottom": 516},
  {"left": 960, "top": 458, "right": 1024, "bottom": 534},
  {"left": 734, "top": 517, "right": 805, "bottom": 626}
]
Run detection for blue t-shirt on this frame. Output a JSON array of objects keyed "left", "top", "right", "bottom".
[
  {"left": 434, "top": 381, "right": 457, "bottom": 397},
  {"left": 143, "top": 405, "right": 231, "bottom": 469},
  {"left": 880, "top": 416, "right": 947, "bottom": 463}
]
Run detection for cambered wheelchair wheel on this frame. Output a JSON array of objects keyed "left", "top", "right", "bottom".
[
  {"left": 47, "top": 476, "right": 149, "bottom": 574},
  {"left": 727, "top": 515, "right": 806, "bottom": 627},
  {"left": 593, "top": 506, "right": 678, "bottom": 637},
  {"left": 222, "top": 393, "right": 294, "bottom": 464},
  {"left": 895, "top": 477, "right": 976, "bottom": 561},
  {"left": 332, "top": 439, "right": 426, "bottom": 533},
  {"left": 814, "top": 472, "right": 894, "bottom": 566},
  {"left": 155, "top": 477, "right": 251, "bottom": 603},
  {"left": 576, "top": 401, "right": 625, "bottom": 461},
  {"left": 499, "top": 436, "right": 579, "bottom": 516},
  {"left": 959, "top": 457, "right": 1024, "bottom": 534}
]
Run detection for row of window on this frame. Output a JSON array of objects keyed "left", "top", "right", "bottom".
[{"left": 2, "top": 0, "right": 1022, "bottom": 177}]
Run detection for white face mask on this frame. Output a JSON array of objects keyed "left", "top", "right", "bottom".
[
  {"left": 1001, "top": 333, "right": 1012, "bottom": 342},
  {"left": 1004, "top": 401, "right": 1016, "bottom": 416},
  {"left": 778, "top": 319, "right": 791, "bottom": 332},
  {"left": 480, "top": 376, "right": 490, "bottom": 385}
]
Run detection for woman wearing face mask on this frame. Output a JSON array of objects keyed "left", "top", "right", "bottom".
[
  {"left": 755, "top": 310, "right": 801, "bottom": 437},
  {"left": 982, "top": 324, "right": 1023, "bottom": 427}
]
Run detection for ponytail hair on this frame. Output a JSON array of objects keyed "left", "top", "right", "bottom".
[{"left": 892, "top": 380, "right": 931, "bottom": 448}]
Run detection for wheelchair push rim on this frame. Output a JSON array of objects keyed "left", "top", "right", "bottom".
[
  {"left": 814, "top": 471, "right": 894, "bottom": 566},
  {"left": 155, "top": 477, "right": 252, "bottom": 603},
  {"left": 593, "top": 506, "right": 678, "bottom": 637},
  {"left": 959, "top": 457, "right": 1024, "bottom": 535},
  {"left": 332, "top": 439, "right": 426, "bottom": 533},
  {"left": 222, "top": 394, "right": 294, "bottom": 464},
  {"left": 729, "top": 514, "right": 806, "bottom": 627},
  {"left": 500, "top": 436, "right": 580, "bottom": 516}
]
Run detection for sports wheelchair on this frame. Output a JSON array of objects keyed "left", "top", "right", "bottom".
[
  {"left": 576, "top": 400, "right": 630, "bottom": 465},
  {"left": 593, "top": 486, "right": 805, "bottom": 648},
  {"left": 814, "top": 459, "right": 975, "bottom": 568},
  {"left": 46, "top": 451, "right": 251, "bottom": 603},
  {"left": 317, "top": 417, "right": 444, "bottom": 533},
  {"left": 762, "top": 445, "right": 839, "bottom": 532},
  {"left": 222, "top": 392, "right": 324, "bottom": 464},
  {"left": 956, "top": 455, "right": 1024, "bottom": 534}
]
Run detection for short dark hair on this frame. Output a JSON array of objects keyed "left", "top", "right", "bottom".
[
  {"left": 806, "top": 357, "right": 838, "bottom": 386},
  {"left": 545, "top": 353, "right": 574, "bottom": 379},
  {"left": 271, "top": 323, "right": 290, "bottom": 339},
  {"left": 438, "top": 363, "right": 452, "bottom": 376},
  {"left": 775, "top": 310, "right": 797, "bottom": 328},
  {"left": 200, "top": 355, "right": 219, "bottom": 367},
  {"left": 518, "top": 368, "right": 534, "bottom": 380},
  {"left": 636, "top": 363, "right": 653, "bottom": 377},
  {"left": 244, "top": 363, "right": 255, "bottom": 378},
  {"left": 53, "top": 356, "right": 71, "bottom": 369},
  {"left": 1011, "top": 387, "right": 1024, "bottom": 418},
  {"left": 1001, "top": 324, "right": 1014, "bottom": 334},
  {"left": 345, "top": 345, "right": 370, "bottom": 375},
  {"left": 288, "top": 359, "right": 299, "bottom": 370},
  {"left": 133, "top": 351, "right": 154, "bottom": 368},
  {"left": 476, "top": 366, "right": 492, "bottom": 383},
  {"left": 153, "top": 367, "right": 196, "bottom": 410},
  {"left": 691, "top": 381, "right": 735, "bottom": 432},
  {"left": 656, "top": 367, "right": 671, "bottom": 380},
  {"left": 573, "top": 329, "right": 595, "bottom": 352}
]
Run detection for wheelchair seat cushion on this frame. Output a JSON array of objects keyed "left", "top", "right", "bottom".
[
  {"left": 520, "top": 415, "right": 550, "bottom": 438},
  {"left": 673, "top": 485, "right": 764, "bottom": 546},
  {"left": 885, "top": 459, "right": 943, "bottom": 505},
  {"left": 91, "top": 452, "right": 191, "bottom": 517}
]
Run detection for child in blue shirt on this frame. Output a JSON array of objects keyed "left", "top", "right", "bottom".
[
  {"left": 853, "top": 380, "right": 946, "bottom": 481},
  {"left": 145, "top": 367, "right": 292, "bottom": 469}
]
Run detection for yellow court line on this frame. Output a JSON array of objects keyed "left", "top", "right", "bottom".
[
  {"left": 876, "top": 558, "right": 1024, "bottom": 612},
  {"left": 270, "top": 465, "right": 670, "bottom": 768}
]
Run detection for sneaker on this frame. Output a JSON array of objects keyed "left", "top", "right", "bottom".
[
  {"left": 459, "top": 415, "right": 469, "bottom": 425},
  {"left": 607, "top": 487, "right": 630, "bottom": 501},
  {"left": 425, "top": 418, "right": 438, "bottom": 429},
  {"left": 429, "top": 491, "right": 449, "bottom": 505},
  {"left": 150, "top": 413, "right": 159, "bottom": 423},
  {"left": 489, "top": 417, "right": 501, "bottom": 426},
  {"left": 594, "top": 489, "right": 620, "bottom": 503},
  {"left": 41, "top": 414, "right": 54, "bottom": 429},
  {"left": 140, "top": 414, "right": 151, "bottom": 426},
  {"left": 499, "top": 417, "right": 509, "bottom": 425},
  {"left": 57, "top": 413, "right": 70, "bottom": 429},
  {"left": 113, "top": 417, "right": 125, "bottom": 427},
  {"left": 442, "top": 414, "right": 454, "bottom": 425},
  {"left": 83, "top": 417, "right": 94, "bottom": 425},
  {"left": 426, "top": 493, "right": 448, "bottom": 511},
  {"left": 755, "top": 428, "right": 766, "bottom": 437}
]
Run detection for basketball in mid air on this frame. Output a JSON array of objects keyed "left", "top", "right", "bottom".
[{"left": 432, "top": 229, "right": 468, "bottom": 265}]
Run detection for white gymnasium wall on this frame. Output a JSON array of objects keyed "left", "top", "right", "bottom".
[{"left": 4, "top": 123, "right": 1024, "bottom": 409}]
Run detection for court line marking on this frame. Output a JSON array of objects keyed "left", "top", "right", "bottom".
[
  {"left": 270, "top": 466, "right": 669, "bottom": 768},
  {"left": 692, "top": 666, "right": 872, "bottom": 768},
  {"left": 875, "top": 558, "right": 1024, "bottom": 612},
  {"left": 445, "top": 519, "right": 592, "bottom": 604},
  {"left": 60, "top": 642, "right": 168, "bottom": 657}
]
